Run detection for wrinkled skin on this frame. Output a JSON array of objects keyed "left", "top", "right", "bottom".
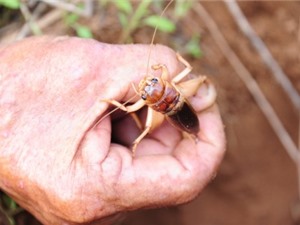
[{"left": 0, "top": 36, "right": 226, "bottom": 225}]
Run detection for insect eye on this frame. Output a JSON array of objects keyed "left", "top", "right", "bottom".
[
  {"left": 151, "top": 78, "right": 158, "bottom": 83},
  {"left": 141, "top": 93, "right": 147, "bottom": 100},
  {"left": 141, "top": 92, "right": 147, "bottom": 100}
]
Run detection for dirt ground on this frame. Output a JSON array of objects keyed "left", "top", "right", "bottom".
[
  {"left": 2, "top": 1, "right": 300, "bottom": 225},
  {"left": 123, "top": 2, "right": 300, "bottom": 225}
]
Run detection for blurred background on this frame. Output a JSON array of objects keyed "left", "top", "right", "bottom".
[{"left": 0, "top": 1, "right": 299, "bottom": 225}]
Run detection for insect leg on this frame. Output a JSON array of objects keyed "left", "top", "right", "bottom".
[
  {"left": 151, "top": 64, "right": 169, "bottom": 80},
  {"left": 176, "top": 76, "right": 207, "bottom": 97},
  {"left": 101, "top": 99, "right": 146, "bottom": 130},
  {"left": 151, "top": 53, "right": 194, "bottom": 84},
  {"left": 129, "top": 112, "right": 143, "bottom": 130},
  {"left": 132, "top": 107, "right": 154, "bottom": 156},
  {"left": 171, "top": 53, "right": 193, "bottom": 84},
  {"left": 101, "top": 99, "right": 127, "bottom": 111},
  {"left": 102, "top": 98, "right": 145, "bottom": 113},
  {"left": 178, "top": 77, "right": 217, "bottom": 111}
]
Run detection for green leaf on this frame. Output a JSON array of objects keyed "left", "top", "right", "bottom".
[
  {"left": 186, "top": 35, "right": 202, "bottom": 58},
  {"left": 143, "top": 15, "right": 176, "bottom": 33},
  {"left": 174, "top": 0, "right": 193, "bottom": 19},
  {"left": 129, "top": 0, "right": 150, "bottom": 31},
  {"left": 2, "top": 195, "right": 17, "bottom": 210},
  {"left": 118, "top": 12, "right": 128, "bottom": 28},
  {"left": 114, "top": 0, "right": 132, "bottom": 14},
  {"left": 0, "top": 0, "right": 20, "bottom": 9},
  {"left": 119, "top": 0, "right": 150, "bottom": 42},
  {"left": 65, "top": 13, "right": 79, "bottom": 26},
  {"left": 134, "top": 0, "right": 150, "bottom": 22},
  {"left": 74, "top": 24, "right": 93, "bottom": 38}
]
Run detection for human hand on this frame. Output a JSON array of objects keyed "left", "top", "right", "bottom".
[{"left": 0, "top": 36, "right": 225, "bottom": 225}]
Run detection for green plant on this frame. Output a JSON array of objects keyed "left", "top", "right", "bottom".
[
  {"left": 185, "top": 34, "right": 203, "bottom": 58},
  {"left": 64, "top": 8, "right": 93, "bottom": 38},
  {"left": 0, "top": 0, "right": 20, "bottom": 9},
  {"left": 174, "top": 0, "right": 193, "bottom": 20},
  {"left": 112, "top": 0, "right": 176, "bottom": 43},
  {"left": 111, "top": 0, "right": 202, "bottom": 58},
  {"left": 0, "top": 192, "right": 22, "bottom": 225}
]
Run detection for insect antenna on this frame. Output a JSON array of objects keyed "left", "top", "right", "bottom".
[
  {"left": 146, "top": 0, "right": 174, "bottom": 76},
  {"left": 92, "top": 95, "right": 138, "bottom": 129},
  {"left": 93, "top": 1, "right": 174, "bottom": 130}
]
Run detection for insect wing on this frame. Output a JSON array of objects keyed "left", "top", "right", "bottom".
[{"left": 166, "top": 100, "right": 199, "bottom": 135}]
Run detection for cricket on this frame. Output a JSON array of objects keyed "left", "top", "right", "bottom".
[{"left": 100, "top": 0, "right": 216, "bottom": 155}]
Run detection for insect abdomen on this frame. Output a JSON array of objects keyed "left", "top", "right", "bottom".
[
  {"left": 142, "top": 79, "right": 200, "bottom": 135},
  {"left": 166, "top": 101, "right": 199, "bottom": 135}
]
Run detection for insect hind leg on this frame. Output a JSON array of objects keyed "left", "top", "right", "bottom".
[
  {"left": 151, "top": 64, "right": 169, "bottom": 80},
  {"left": 151, "top": 53, "right": 194, "bottom": 84},
  {"left": 151, "top": 53, "right": 193, "bottom": 84},
  {"left": 171, "top": 53, "right": 193, "bottom": 84}
]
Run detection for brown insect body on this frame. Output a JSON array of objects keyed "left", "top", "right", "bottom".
[
  {"left": 98, "top": 1, "right": 211, "bottom": 154},
  {"left": 138, "top": 76, "right": 200, "bottom": 135}
]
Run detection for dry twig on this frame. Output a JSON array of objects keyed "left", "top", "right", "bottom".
[
  {"left": 41, "top": 0, "right": 93, "bottom": 17},
  {"left": 225, "top": 3, "right": 300, "bottom": 191},
  {"left": 17, "top": 2, "right": 45, "bottom": 39},
  {"left": 225, "top": 0, "right": 300, "bottom": 111},
  {"left": 1, "top": 9, "right": 63, "bottom": 44},
  {"left": 193, "top": 3, "right": 299, "bottom": 163}
]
